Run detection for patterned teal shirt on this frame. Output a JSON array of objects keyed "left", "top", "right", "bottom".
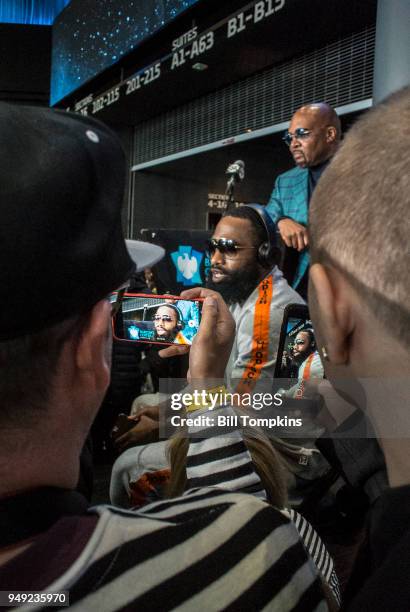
[{"left": 266, "top": 166, "right": 310, "bottom": 289}]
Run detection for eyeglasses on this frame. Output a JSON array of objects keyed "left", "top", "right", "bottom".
[
  {"left": 294, "top": 339, "right": 307, "bottom": 346},
  {"left": 282, "top": 128, "right": 312, "bottom": 146},
  {"left": 206, "top": 238, "right": 256, "bottom": 257},
  {"left": 154, "top": 314, "right": 174, "bottom": 322}
]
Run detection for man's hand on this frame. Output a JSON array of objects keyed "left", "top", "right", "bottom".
[
  {"left": 114, "top": 415, "right": 159, "bottom": 453},
  {"left": 278, "top": 218, "right": 309, "bottom": 251},
  {"left": 158, "top": 289, "right": 235, "bottom": 382}
]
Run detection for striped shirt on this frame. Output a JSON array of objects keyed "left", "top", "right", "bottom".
[
  {"left": 186, "top": 407, "right": 340, "bottom": 605},
  {"left": 3, "top": 406, "right": 330, "bottom": 611},
  {"left": 5, "top": 490, "right": 327, "bottom": 612}
]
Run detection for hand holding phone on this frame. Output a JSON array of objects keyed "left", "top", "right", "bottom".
[
  {"left": 177, "top": 287, "right": 235, "bottom": 381},
  {"left": 112, "top": 288, "right": 235, "bottom": 382}
]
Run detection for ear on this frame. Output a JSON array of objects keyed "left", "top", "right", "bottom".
[
  {"left": 309, "top": 263, "right": 354, "bottom": 365},
  {"left": 326, "top": 126, "right": 337, "bottom": 144},
  {"left": 75, "top": 299, "right": 112, "bottom": 393}
]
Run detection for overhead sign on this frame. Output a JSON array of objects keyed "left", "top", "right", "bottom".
[{"left": 68, "top": 0, "right": 286, "bottom": 116}]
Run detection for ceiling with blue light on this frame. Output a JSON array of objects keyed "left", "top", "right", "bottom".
[
  {"left": 51, "top": 0, "right": 200, "bottom": 105},
  {"left": 0, "top": 0, "right": 70, "bottom": 26}
]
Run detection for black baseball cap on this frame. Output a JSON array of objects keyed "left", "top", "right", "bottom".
[{"left": 0, "top": 103, "right": 162, "bottom": 340}]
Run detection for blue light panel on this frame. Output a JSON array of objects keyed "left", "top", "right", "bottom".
[
  {"left": 0, "top": 0, "right": 70, "bottom": 26},
  {"left": 51, "top": 0, "right": 200, "bottom": 106}
]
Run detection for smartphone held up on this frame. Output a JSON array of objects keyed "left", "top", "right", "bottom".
[{"left": 111, "top": 293, "right": 203, "bottom": 346}]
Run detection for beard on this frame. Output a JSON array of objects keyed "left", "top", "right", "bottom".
[
  {"left": 206, "top": 261, "right": 261, "bottom": 305},
  {"left": 293, "top": 349, "right": 312, "bottom": 365}
]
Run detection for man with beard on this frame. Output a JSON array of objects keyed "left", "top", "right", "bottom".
[
  {"left": 292, "top": 329, "right": 324, "bottom": 382},
  {"left": 204, "top": 208, "right": 330, "bottom": 499},
  {"left": 280, "top": 329, "right": 324, "bottom": 400},
  {"left": 153, "top": 304, "right": 189, "bottom": 344},
  {"left": 110, "top": 205, "right": 305, "bottom": 501},
  {"left": 110, "top": 206, "right": 330, "bottom": 507},
  {"left": 206, "top": 205, "right": 304, "bottom": 392}
]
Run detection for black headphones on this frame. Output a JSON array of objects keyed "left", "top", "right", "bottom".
[
  {"left": 242, "top": 203, "right": 279, "bottom": 267},
  {"left": 155, "top": 303, "right": 185, "bottom": 330}
]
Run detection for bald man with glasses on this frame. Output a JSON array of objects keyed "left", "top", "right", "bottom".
[{"left": 267, "top": 103, "right": 341, "bottom": 298}]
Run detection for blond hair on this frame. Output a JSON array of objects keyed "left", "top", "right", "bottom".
[{"left": 166, "top": 418, "right": 294, "bottom": 509}]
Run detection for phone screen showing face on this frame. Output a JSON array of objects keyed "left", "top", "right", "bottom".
[
  {"left": 112, "top": 293, "right": 203, "bottom": 346},
  {"left": 275, "top": 304, "right": 323, "bottom": 380}
]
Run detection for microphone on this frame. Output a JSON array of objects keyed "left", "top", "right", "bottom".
[
  {"left": 226, "top": 160, "right": 245, "bottom": 183},
  {"left": 225, "top": 160, "right": 245, "bottom": 207}
]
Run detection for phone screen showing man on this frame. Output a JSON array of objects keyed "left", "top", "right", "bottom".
[
  {"left": 113, "top": 294, "right": 203, "bottom": 346},
  {"left": 275, "top": 305, "right": 324, "bottom": 389}
]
